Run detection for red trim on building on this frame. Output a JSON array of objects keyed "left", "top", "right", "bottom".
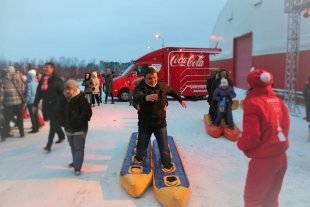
[{"left": 211, "top": 50, "right": 310, "bottom": 91}]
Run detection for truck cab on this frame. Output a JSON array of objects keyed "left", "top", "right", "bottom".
[{"left": 112, "top": 64, "right": 150, "bottom": 101}]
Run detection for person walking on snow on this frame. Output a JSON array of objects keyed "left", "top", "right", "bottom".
[
  {"left": 33, "top": 62, "right": 65, "bottom": 152},
  {"left": 56, "top": 79, "right": 92, "bottom": 176},
  {"left": 104, "top": 68, "right": 114, "bottom": 104},
  {"left": 237, "top": 68, "right": 290, "bottom": 207},
  {"left": 133, "top": 67, "right": 187, "bottom": 172},
  {"left": 26, "top": 69, "right": 39, "bottom": 133},
  {"left": 0, "top": 66, "right": 25, "bottom": 139},
  {"left": 89, "top": 71, "right": 100, "bottom": 107}
]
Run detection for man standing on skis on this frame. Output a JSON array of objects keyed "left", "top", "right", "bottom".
[
  {"left": 133, "top": 66, "right": 186, "bottom": 172},
  {"left": 237, "top": 68, "right": 290, "bottom": 207}
]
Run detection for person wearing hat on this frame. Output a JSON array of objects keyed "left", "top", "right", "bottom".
[
  {"left": 212, "top": 78, "right": 236, "bottom": 128},
  {"left": 26, "top": 69, "right": 39, "bottom": 133},
  {"left": 56, "top": 79, "right": 92, "bottom": 176},
  {"left": 209, "top": 68, "right": 233, "bottom": 123},
  {"left": 0, "top": 66, "right": 25, "bottom": 139},
  {"left": 237, "top": 68, "right": 290, "bottom": 207},
  {"left": 33, "top": 62, "right": 65, "bottom": 152}
]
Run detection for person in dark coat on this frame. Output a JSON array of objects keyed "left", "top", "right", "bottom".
[
  {"left": 206, "top": 70, "right": 217, "bottom": 105},
  {"left": 81, "top": 72, "right": 92, "bottom": 104},
  {"left": 0, "top": 66, "right": 25, "bottom": 139},
  {"left": 212, "top": 78, "right": 236, "bottom": 129},
  {"left": 209, "top": 68, "right": 233, "bottom": 123},
  {"left": 133, "top": 67, "right": 187, "bottom": 172},
  {"left": 104, "top": 68, "right": 114, "bottom": 104},
  {"left": 56, "top": 79, "right": 92, "bottom": 176},
  {"left": 303, "top": 75, "right": 310, "bottom": 122},
  {"left": 33, "top": 62, "right": 65, "bottom": 152}
]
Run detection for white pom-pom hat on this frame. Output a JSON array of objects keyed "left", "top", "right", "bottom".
[
  {"left": 27, "top": 69, "right": 37, "bottom": 76},
  {"left": 221, "top": 78, "right": 228, "bottom": 87},
  {"left": 247, "top": 68, "right": 273, "bottom": 88}
]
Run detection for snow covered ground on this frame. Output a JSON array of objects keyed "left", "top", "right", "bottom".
[{"left": 0, "top": 89, "right": 309, "bottom": 207}]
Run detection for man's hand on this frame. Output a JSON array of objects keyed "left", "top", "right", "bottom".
[
  {"left": 180, "top": 101, "right": 187, "bottom": 108},
  {"left": 164, "top": 105, "right": 167, "bottom": 111},
  {"left": 145, "top": 94, "right": 158, "bottom": 102}
]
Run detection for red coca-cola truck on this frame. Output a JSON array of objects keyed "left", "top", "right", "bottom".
[{"left": 112, "top": 47, "right": 221, "bottom": 101}]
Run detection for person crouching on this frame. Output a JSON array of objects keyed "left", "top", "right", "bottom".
[
  {"left": 212, "top": 78, "right": 236, "bottom": 129},
  {"left": 56, "top": 79, "right": 92, "bottom": 176}
]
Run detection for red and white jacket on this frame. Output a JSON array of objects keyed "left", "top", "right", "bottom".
[{"left": 237, "top": 86, "right": 290, "bottom": 158}]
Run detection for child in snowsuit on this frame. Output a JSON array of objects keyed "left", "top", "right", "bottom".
[
  {"left": 212, "top": 78, "right": 236, "bottom": 129},
  {"left": 237, "top": 68, "right": 290, "bottom": 207},
  {"left": 56, "top": 79, "right": 92, "bottom": 176}
]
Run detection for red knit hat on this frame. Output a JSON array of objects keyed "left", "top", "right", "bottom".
[{"left": 247, "top": 68, "right": 273, "bottom": 88}]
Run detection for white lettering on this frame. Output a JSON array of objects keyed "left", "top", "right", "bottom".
[
  {"left": 170, "top": 54, "right": 205, "bottom": 68},
  {"left": 189, "top": 85, "right": 206, "bottom": 89}
]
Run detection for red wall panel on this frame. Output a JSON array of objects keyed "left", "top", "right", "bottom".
[{"left": 211, "top": 50, "right": 310, "bottom": 91}]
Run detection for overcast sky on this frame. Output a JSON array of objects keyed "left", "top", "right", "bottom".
[{"left": 0, "top": 0, "right": 227, "bottom": 63}]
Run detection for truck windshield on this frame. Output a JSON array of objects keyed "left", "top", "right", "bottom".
[{"left": 120, "top": 64, "right": 134, "bottom": 77}]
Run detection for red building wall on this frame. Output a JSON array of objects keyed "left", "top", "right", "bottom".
[{"left": 210, "top": 50, "right": 310, "bottom": 91}]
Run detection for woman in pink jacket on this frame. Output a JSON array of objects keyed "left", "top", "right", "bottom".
[{"left": 237, "top": 68, "right": 290, "bottom": 207}]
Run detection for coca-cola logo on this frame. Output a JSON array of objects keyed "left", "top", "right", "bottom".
[{"left": 169, "top": 54, "right": 205, "bottom": 67}]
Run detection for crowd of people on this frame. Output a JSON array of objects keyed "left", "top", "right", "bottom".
[
  {"left": 1, "top": 62, "right": 310, "bottom": 206},
  {"left": 81, "top": 68, "right": 114, "bottom": 106},
  {"left": 0, "top": 64, "right": 117, "bottom": 137}
]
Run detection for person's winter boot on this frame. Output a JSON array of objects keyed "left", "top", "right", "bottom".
[
  {"left": 55, "top": 138, "right": 65, "bottom": 144},
  {"left": 44, "top": 146, "right": 51, "bottom": 153},
  {"left": 74, "top": 169, "right": 81, "bottom": 176}
]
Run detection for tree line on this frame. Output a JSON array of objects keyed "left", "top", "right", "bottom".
[{"left": 0, "top": 57, "right": 131, "bottom": 79}]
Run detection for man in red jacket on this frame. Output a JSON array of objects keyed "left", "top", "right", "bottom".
[{"left": 237, "top": 68, "right": 290, "bottom": 207}]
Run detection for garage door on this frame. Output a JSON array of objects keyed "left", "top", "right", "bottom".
[{"left": 233, "top": 33, "right": 253, "bottom": 89}]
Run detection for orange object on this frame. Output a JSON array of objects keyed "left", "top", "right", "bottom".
[
  {"left": 240, "top": 100, "right": 244, "bottom": 109},
  {"left": 38, "top": 113, "right": 45, "bottom": 127},
  {"left": 223, "top": 126, "right": 241, "bottom": 142},
  {"left": 204, "top": 114, "right": 223, "bottom": 138},
  {"left": 22, "top": 107, "right": 30, "bottom": 119},
  {"left": 232, "top": 99, "right": 239, "bottom": 110}
]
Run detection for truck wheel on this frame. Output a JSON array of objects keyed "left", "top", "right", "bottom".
[{"left": 118, "top": 89, "right": 129, "bottom": 102}]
